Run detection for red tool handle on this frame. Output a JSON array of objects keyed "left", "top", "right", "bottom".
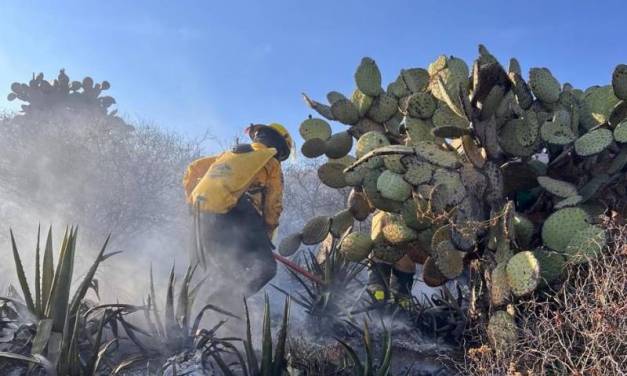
[{"left": 272, "top": 253, "right": 326, "bottom": 286}]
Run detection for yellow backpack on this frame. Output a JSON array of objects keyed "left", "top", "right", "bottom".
[{"left": 191, "top": 147, "right": 277, "bottom": 213}]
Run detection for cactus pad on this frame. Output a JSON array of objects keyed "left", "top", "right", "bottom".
[
  {"left": 612, "top": 64, "right": 627, "bottom": 100},
  {"left": 506, "top": 250, "right": 540, "bottom": 297},
  {"left": 371, "top": 243, "right": 406, "bottom": 263},
  {"left": 433, "top": 240, "right": 464, "bottom": 279},
  {"left": 422, "top": 257, "right": 448, "bottom": 287},
  {"left": 339, "top": 232, "right": 373, "bottom": 262},
  {"left": 537, "top": 176, "right": 578, "bottom": 198},
  {"left": 574, "top": 128, "right": 613, "bottom": 156},
  {"left": 382, "top": 220, "right": 418, "bottom": 244},
  {"left": 301, "top": 138, "right": 327, "bottom": 158},
  {"left": 513, "top": 213, "right": 534, "bottom": 248},
  {"left": 356, "top": 131, "right": 390, "bottom": 159},
  {"left": 348, "top": 189, "right": 371, "bottom": 221},
  {"left": 331, "top": 98, "right": 360, "bottom": 125},
  {"left": 405, "top": 117, "right": 435, "bottom": 145},
  {"left": 401, "top": 68, "right": 430, "bottom": 93},
  {"left": 355, "top": 57, "right": 383, "bottom": 97},
  {"left": 613, "top": 120, "right": 627, "bottom": 143},
  {"left": 377, "top": 170, "right": 412, "bottom": 202},
  {"left": 554, "top": 194, "right": 583, "bottom": 209},
  {"left": 580, "top": 86, "right": 620, "bottom": 129},
  {"left": 404, "top": 161, "right": 434, "bottom": 186},
  {"left": 401, "top": 92, "right": 436, "bottom": 119},
  {"left": 413, "top": 141, "right": 461, "bottom": 169},
  {"left": 532, "top": 249, "right": 566, "bottom": 285},
  {"left": 325, "top": 131, "right": 353, "bottom": 159},
  {"left": 564, "top": 224, "right": 606, "bottom": 264},
  {"left": 351, "top": 88, "right": 374, "bottom": 117},
  {"left": 278, "top": 233, "right": 302, "bottom": 257},
  {"left": 330, "top": 209, "right": 355, "bottom": 238},
  {"left": 529, "top": 67, "right": 561, "bottom": 104},
  {"left": 542, "top": 207, "right": 591, "bottom": 252},
  {"left": 302, "top": 216, "right": 332, "bottom": 245},
  {"left": 318, "top": 163, "right": 347, "bottom": 189},
  {"left": 299, "top": 118, "right": 332, "bottom": 141},
  {"left": 487, "top": 311, "right": 518, "bottom": 354},
  {"left": 367, "top": 92, "right": 399, "bottom": 123},
  {"left": 490, "top": 263, "right": 511, "bottom": 307}
]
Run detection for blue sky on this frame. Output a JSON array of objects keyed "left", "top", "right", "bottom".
[{"left": 1, "top": 0, "right": 626, "bottom": 151}]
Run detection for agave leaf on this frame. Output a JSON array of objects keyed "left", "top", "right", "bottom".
[
  {"left": 112, "top": 354, "right": 145, "bottom": 375},
  {"left": 91, "top": 338, "right": 118, "bottom": 376},
  {"left": 270, "top": 284, "right": 311, "bottom": 311},
  {"left": 41, "top": 227, "right": 54, "bottom": 313},
  {"left": 272, "top": 297, "right": 290, "bottom": 375},
  {"left": 377, "top": 322, "right": 393, "bottom": 376},
  {"left": 69, "top": 235, "right": 112, "bottom": 319},
  {"left": 9, "top": 230, "right": 35, "bottom": 314},
  {"left": 149, "top": 264, "right": 164, "bottom": 337},
  {"left": 191, "top": 303, "right": 240, "bottom": 335},
  {"left": 260, "top": 294, "right": 273, "bottom": 376},
  {"left": 363, "top": 320, "right": 373, "bottom": 375},
  {"left": 213, "top": 341, "right": 248, "bottom": 376},
  {"left": 243, "top": 298, "right": 259, "bottom": 376},
  {"left": 35, "top": 225, "right": 42, "bottom": 315},
  {"left": 30, "top": 318, "right": 53, "bottom": 358},
  {"left": 176, "top": 265, "right": 196, "bottom": 333},
  {"left": 46, "top": 228, "right": 77, "bottom": 332},
  {"left": 119, "top": 315, "right": 149, "bottom": 354},
  {"left": 66, "top": 314, "right": 82, "bottom": 375},
  {"left": 210, "top": 352, "right": 238, "bottom": 376},
  {"left": 0, "top": 352, "right": 56, "bottom": 376},
  {"left": 165, "top": 264, "right": 177, "bottom": 339},
  {"left": 335, "top": 338, "right": 364, "bottom": 375},
  {"left": 86, "top": 310, "right": 108, "bottom": 375}
]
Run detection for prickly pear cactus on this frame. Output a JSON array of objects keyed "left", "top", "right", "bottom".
[{"left": 294, "top": 47, "right": 625, "bottom": 349}]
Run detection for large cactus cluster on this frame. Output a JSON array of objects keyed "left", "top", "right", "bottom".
[
  {"left": 279, "top": 45, "right": 627, "bottom": 351},
  {"left": 7, "top": 70, "right": 121, "bottom": 119}
]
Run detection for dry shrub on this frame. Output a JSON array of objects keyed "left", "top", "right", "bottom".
[{"left": 452, "top": 221, "right": 627, "bottom": 376}]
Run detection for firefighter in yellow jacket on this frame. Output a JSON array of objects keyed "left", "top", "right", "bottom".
[{"left": 183, "top": 123, "right": 293, "bottom": 298}]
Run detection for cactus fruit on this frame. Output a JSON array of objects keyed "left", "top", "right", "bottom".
[
  {"left": 413, "top": 141, "right": 461, "bottom": 169},
  {"left": 401, "top": 92, "right": 436, "bottom": 119},
  {"left": 614, "top": 120, "right": 627, "bottom": 143},
  {"left": 377, "top": 170, "right": 412, "bottom": 202},
  {"left": 401, "top": 68, "right": 430, "bottom": 93},
  {"left": 532, "top": 249, "right": 566, "bottom": 285},
  {"left": 506, "top": 251, "right": 540, "bottom": 297},
  {"left": 302, "top": 216, "right": 332, "bottom": 245},
  {"left": 542, "top": 207, "right": 591, "bottom": 252},
  {"left": 487, "top": 311, "right": 518, "bottom": 354},
  {"left": 432, "top": 240, "right": 464, "bottom": 279},
  {"left": 574, "top": 127, "right": 613, "bottom": 156},
  {"left": 367, "top": 92, "right": 399, "bottom": 123},
  {"left": 318, "top": 163, "right": 347, "bottom": 189},
  {"left": 325, "top": 131, "right": 353, "bottom": 159},
  {"left": 490, "top": 263, "right": 511, "bottom": 306},
  {"left": 331, "top": 98, "right": 361, "bottom": 125},
  {"left": 330, "top": 209, "right": 355, "bottom": 238},
  {"left": 355, "top": 57, "right": 383, "bottom": 97},
  {"left": 301, "top": 138, "right": 327, "bottom": 158},
  {"left": 278, "top": 233, "right": 303, "bottom": 257},
  {"left": 339, "top": 232, "right": 373, "bottom": 262},
  {"left": 564, "top": 224, "right": 606, "bottom": 264},
  {"left": 356, "top": 131, "right": 390, "bottom": 159},
  {"left": 612, "top": 64, "right": 627, "bottom": 100},
  {"left": 422, "top": 257, "right": 448, "bottom": 287},
  {"left": 580, "top": 86, "right": 620, "bottom": 129},
  {"left": 537, "top": 176, "right": 578, "bottom": 198},
  {"left": 371, "top": 242, "right": 406, "bottom": 263},
  {"left": 351, "top": 88, "right": 374, "bottom": 117},
  {"left": 299, "top": 117, "right": 332, "bottom": 141},
  {"left": 529, "top": 67, "right": 561, "bottom": 104}
]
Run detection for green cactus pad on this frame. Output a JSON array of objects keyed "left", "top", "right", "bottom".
[
  {"left": 301, "top": 138, "right": 327, "bottom": 158},
  {"left": 405, "top": 117, "right": 435, "bottom": 145},
  {"left": 564, "top": 225, "right": 606, "bottom": 264},
  {"left": 387, "top": 73, "right": 411, "bottom": 98},
  {"left": 574, "top": 128, "right": 613, "bottom": 156},
  {"left": 540, "top": 118, "right": 576, "bottom": 145},
  {"left": 351, "top": 88, "right": 374, "bottom": 117},
  {"left": 382, "top": 221, "right": 418, "bottom": 244},
  {"left": 328, "top": 154, "right": 356, "bottom": 167},
  {"left": 422, "top": 257, "right": 448, "bottom": 287},
  {"left": 432, "top": 105, "right": 470, "bottom": 129},
  {"left": 513, "top": 213, "right": 534, "bottom": 249},
  {"left": 371, "top": 243, "right": 406, "bottom": 264},
  {"left": 325, "top": 131, "right": 353, "bottom": 159},
  {"left": 499, "top": 118, "right": 540, "bottom": 157},
  {"left": 529, "top": 67, "right": 561, "bottom": 104},
  {"left": 480, "top": 85, "right": 506, "bottom": 120},
  {"left": 278, "top": 233, "right": 303, "bottom": 257},
  {"left": 490, "top": 263, "right": 511, "bottom": 307},
  {"left": 401, "top": 199, "right": 431, "bottom": 231},
  {"left": 356, "top": 131, "right": 390, "bottom": 159},
  {"left": 613, "top": 120, "right": 627, "bottom": 143},
  {"left": 401, "top": 92, "right": 436, "bottom": 119},
  {"left": 537, "top": 176, "right": 578, "bottom": 198},
  {"left": 299, "top": 117, "right": 332, "bottom": 141},
  {"left": 401, "top": 68, "right": 430, "bottom": 93},
  {"left": 330, "top": 209, "right": 355, "bottom": 238},
  {"left": 506, "top": 250, "right": 540, "bottom": 297},
  {"left": 348, "top": 189, "right": 371, "bottom": 221},
  {"left": 580, "top": 85, "right": 620, "bottom": 129},
  {"left": 339, "top": 232, "right": 373, "bottom": 262},
  {"left": 433, "top": 240, "right": 464, "bottom": 279},
  {"left": 326, "top": 91, "right": 347, "bottom": 105},
  {"left": 431, "top": 224, "right": 452, "bottom": 251},
  {"left": 318, "top": 163, "right": 347, "bottom": 189},
  {"left": 377, "top": 170, "right": 412, "bottom": 202},
  {"left": 542, "top": 207, "right": 591, "bottom": 252},
  {"left": 351, "top": 118, "right": 385, "bottom": 139},
  {"left": 487, "top": 311, "right": 518, "bottom": 355},
  {"left": 432, "top": 169, "right": 466, "bottom": 207},
  {"left": 367, "top": 92, "right": 399, "bottom": 123},
  {"left": 363, "top": 170, "right": 403, "bottom": 213},
  {"left": 612, "top": 64, "right": 627, "bottom": 100},
  {"left": 532, "top": 249, "right": 566, "bottom": 285},
  {"left": 331, "top": 98, "right": 360, "bottom": 125},
  {"left": 509, "top": 72, "right": 534, "bottom": 110},
  {"left": 302, "top": 216, "right": 332, "bottom": 245},
  {"left": 404, "top": 161, "right": 434, "bottom": 186},
  {"left": 355, "top": 57, "right": 383, "bottom": 97},
  {"left": 554, "top": 194, "right": 583, "bottom": 209},
  {"left": 413, "top": 141, "right": 461, "bottom": 169},
  {"left": 383, "top": 154, "right": 407, "bottom": 174},
  {"left": 344, "top": 165, "right": 368, "bottom": 186}
]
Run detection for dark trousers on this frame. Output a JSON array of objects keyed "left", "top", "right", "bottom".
[{"left": 195, "top": 197, "right": 277, "bottom": 299}]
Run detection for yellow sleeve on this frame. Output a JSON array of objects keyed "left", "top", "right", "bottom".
[
  {"left": 262, "top": 159, "right": 283, "bottom": 236},
  {"left": 182, "top": 155, "right": 218, "bottom": 202}
]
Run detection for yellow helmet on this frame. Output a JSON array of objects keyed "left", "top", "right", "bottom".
[
  {"left": 246, "top": 122, "right": 296, "bottom": 161},
  {"left": 268, "top": 123, "right": 294, "bottom": 151}
]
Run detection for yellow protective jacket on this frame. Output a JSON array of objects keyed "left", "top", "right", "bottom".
[{"left": 183, "top": 143, "right": 284, "bottom": 237}]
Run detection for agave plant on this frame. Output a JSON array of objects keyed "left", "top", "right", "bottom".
[
  {"left": 335, "top": 319, "right": 393, "bottom": 376},
  {"left": 272, "top": 236, "right": 366, "bottom": 324},
  {"left": 407, "top": 284, "right": 467, "bottom": 344},
  {"left": 0, "top": 226, "right": 118, "bottom": 375}
]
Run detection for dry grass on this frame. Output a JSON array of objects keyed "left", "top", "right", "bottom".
[{"left": 450, "top": 221, "right": 627, "bottom": 375}]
